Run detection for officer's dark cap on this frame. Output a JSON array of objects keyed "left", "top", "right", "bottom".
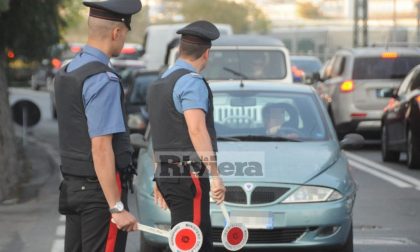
[
  {"left": 83, "top": 0, "right": 142, "bottom": 30},
  {"left": 177, "top": 21, "right": 220, "bottom": 46}
]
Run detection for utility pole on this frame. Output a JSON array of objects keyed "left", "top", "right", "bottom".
[
  {"left": 353, "top": 0, "right": 368, "bottom": 47},
  {"left": 416, "top": 0, "right": 420, "bottom": 42}
]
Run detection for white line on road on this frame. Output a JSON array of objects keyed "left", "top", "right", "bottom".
[
  {"left": 354, "top": 237, "right": 417, "bottom": 246},
  {"left": 349, "top": 160, "right": 412, "bottom": 188},
  {"left": 346, "top": 152, "right": 420, "bottom": 189}
]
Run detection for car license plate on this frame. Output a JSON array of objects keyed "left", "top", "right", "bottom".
[{"left": 230, "top": 211, "right": 273, "bottom": 229}]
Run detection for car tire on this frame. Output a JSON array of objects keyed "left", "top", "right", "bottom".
[
  {"left": 139, "top": 232, "right": 163, "bottom": 252},
  {"left": 337, "top": 224, "right": 353, "bottom": 252},
  {"left": 381, "top": 126, "right": 400, "bottom": 162},
  {"left": 407, "top": 129, "right": 420, "bottom": 169}
]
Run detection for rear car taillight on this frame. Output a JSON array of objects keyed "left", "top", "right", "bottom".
[
  {"left": 340, "top": 80, "right": 354, "bottom": 93},
  {"left": 51, "top": 58, "right": 62, "bottom": 69},
  {"left": 416, "top": 96, "right": 420, "bottom": 110}
]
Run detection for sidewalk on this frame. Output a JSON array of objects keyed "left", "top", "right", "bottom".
[{"left": 0, "top": 139, "right": 61, "bottom": 252}]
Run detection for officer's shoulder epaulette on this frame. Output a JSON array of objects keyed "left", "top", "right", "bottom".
[
  {"left": 106, "top": 71, "right": 120, "bottom": 81},
  {"left": 189, "top": 72, "right": 203, "bottom": 79}
]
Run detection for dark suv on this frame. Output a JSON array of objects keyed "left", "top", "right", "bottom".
[{"left": 314, "top": 47, "right": 420, "bottom": 138}]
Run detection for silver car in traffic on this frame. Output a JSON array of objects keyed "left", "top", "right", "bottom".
[{"left": 314, "top": 47, "right": 420, "bottom": 138}]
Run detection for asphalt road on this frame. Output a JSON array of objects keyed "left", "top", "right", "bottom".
[{"left": 3, "top": 88, "right": 420, "bottom": 252}]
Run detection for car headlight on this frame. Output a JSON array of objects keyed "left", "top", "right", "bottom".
[{"left": 282, "top": 186, "right": 343, "bottom": 203}]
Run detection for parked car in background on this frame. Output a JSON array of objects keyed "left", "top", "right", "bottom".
[
  {"left": 313, "top": 47, "right": 420, "bottom": 138},
  {"left": 125, "top": 70, "right": 160, "bottom": 134},
  {"left": 291, "top": 55, "right": 323, "bottom": 83},
  {"left": 31, "top": 43, "right": 83, "bottom": 90},
  {"left": 110, "top": 43, "right": 145, "bottom": 72},
  {"left": 166, "top": 35, "right": 293, "bottom": 84},
  {"left": 142, "top": 23, "right": 233, "bottom": 71},
  {"left": 133, "top": 82, "right": 363, "bottom": 252},
  {"left": 381, "top": 65, "right": 420, "bottom": 169}
]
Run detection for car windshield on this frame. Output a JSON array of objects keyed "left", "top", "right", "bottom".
[
  {"left": 291, "top": 58, "right": 322, "bottom": 74},
  {"left": 352, "top": 56, "right": 420, "bottom": 79},
  {"left": 202, "top": 50, "right": 287, "bottom": 80},
  {"left": 129, "top": 74, "right": 160, "bottom": 105},
  {"left": 213, "top": 91, "right": 330, "bottom": 142}
]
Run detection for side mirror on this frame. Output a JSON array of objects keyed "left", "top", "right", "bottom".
[
  {"left": 312, "top": 72, "right": 321, "bottom": 82},
  {"left": 41, "top": 59, "right": 49, "bottom": 66},
  {"left": 130, "top": 133, "right": 148, "bottom": 149},
  {"left": 340, "top": 133, "right": 364, "bottom": 150}
]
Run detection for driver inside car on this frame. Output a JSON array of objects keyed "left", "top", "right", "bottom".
[{"left": 262, "top": 103, "right": 300, "bottom": 139}]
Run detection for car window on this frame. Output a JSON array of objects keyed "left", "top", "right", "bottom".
[
  {"left": 331, "top": 56, "right": 346, "bottom": 77},
  {"left": 213, "top": 91, "right": 330, "bottom": 141},
  {"left": 291, "top": 58, "right": 322, "bottom": 74},
  {"left": 410, "top": 70, "right": 420, "bottom": 91},
  {"left": 397, "top": 69, "right": 417, "bottom": 96},
  {"left": 353, "top": 57, "right": 420, "bottom": 80},
  {"left": 202, "top": 50, "right": 287, "bottom": 80},
  {"left": 129, "top": 74, "right": 160, "bottom": 105}
]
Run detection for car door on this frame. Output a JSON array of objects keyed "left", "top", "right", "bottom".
[{"left": 387, "top": 69, "right": 417, "bottom": 147}]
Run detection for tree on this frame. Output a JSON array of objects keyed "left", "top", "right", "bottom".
[
  {"left": 297, "top": 1, "right": 324, "bottom": 19},
  {"left": 0, "top": 0, "right": 79, "bottom": 201},
  {"left": 176, "top": 0, "right": 271, "bottom": 34}
]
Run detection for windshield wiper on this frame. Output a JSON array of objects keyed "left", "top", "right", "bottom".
[
  {"left": 223, "top": 67, "right": 249, "bottom": 80},
  {"left": 216, "top": 136, "right": 241, "bottom": 142},
  {"left": 224, "top": 135, "right": 302, "bottom": 142}
]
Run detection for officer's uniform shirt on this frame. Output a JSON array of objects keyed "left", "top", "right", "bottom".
[
  {"left": 66, "top": 45, "right": 126, "bottom": 137},
  {"left": 162, "top": 59, "right": 209, "bottom": 114}
]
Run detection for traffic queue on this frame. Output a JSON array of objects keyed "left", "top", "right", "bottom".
[{"left": 43, "top": 10, "right": 420, "bottom": 250}]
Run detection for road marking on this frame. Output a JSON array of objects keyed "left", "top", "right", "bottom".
[
  {"left": 59, "top": 215, "right": 66, "bottom": 222},
  {"left": 51, "top": 239, "right": 64, "bottom": 252},
  {"left": 349, "top": 160, "right": 412, "bottom": 188},
  {"left": 346, "top": 152, "right": 420, "bottom": 188},
  {"left": 354, "top": 237, "right": 417, "bottom": 246}
]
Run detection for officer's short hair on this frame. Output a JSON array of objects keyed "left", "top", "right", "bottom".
[{"left": 179, "top": 40, "right": 210, "bottom": 60}]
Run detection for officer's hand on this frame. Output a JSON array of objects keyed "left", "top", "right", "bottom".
[
  {"left": 210, "top": 176, "right": 226, "bottom": 205},
  {"left": 111, "top": 211, "right": 138, "bottom": 232},
  {"left": 153, "top": 182, "right": 168, "bottom": 210}
]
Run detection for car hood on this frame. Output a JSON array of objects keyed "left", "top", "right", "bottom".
[{"left": 216, "top": 141, "right": 339, "bottom": 184}]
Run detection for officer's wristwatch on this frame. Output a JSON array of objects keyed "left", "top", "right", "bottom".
[{"left": 110, "top": 201, "right": 124, "bottom": 214}]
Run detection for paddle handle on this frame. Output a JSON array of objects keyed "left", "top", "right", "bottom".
[
  {"left": 137, "top": 223, "right": 169, "bottom": 238},
  {"left": 219, "top": 202, "right": 231, "bottom": 224}
]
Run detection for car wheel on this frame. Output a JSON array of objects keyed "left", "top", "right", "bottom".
[
  {"left": 381, "top": 126, "right": 399, "bottom": 162},
  {"left": 407, "top": 129, "right": 420, "bottom": 169},
  {"left": 337, "top": 224, "right": 353, "bottom": 252},
  {"left": 139, "top": 232, "right": 164, "bottom": 252}
]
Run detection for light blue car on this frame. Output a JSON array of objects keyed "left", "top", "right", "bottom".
[{"left": 133, "top": 82, "right": 363, "bottom": 252}]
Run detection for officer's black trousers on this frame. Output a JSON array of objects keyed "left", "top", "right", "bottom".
[
  {"left": 156, "top": 168, "right": 213, "bottom": 252},
  {"left": 59, "top": 174, "right": 128, "bottom": 252}
]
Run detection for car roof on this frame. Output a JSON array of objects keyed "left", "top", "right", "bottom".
[
  {"left": 209, "top": 82, "right": 314, "bottom": 94},
  {"left": 213, "top": 35, "right": 285, "bottom": 47},
  {"left": 291, "top": 55, "right": 322, "bottom": 61},
  {"left": 339, "top": 47, "right": 420, "bottom": 57}
]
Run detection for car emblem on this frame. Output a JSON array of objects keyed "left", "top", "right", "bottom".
[{"left": 243, "top": 183, "right": 254, "bottom": 192}]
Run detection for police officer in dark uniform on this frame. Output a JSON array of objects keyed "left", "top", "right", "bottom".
[
  {"left": 54, "top": 1, "right": 141, "bottom": 251},
  {"left": 147, "top": 21, "right": 226, "bottom": 252}
]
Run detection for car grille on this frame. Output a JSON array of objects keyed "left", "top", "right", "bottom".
[
  {"left": 212, "top": 227, "right": 307, "bottom": 244},
  {"left": 225, "top": 186, "right": 247, "bottom": 204},
  {"left": 251, "top": 187, "right": 289, "bottom": 204}
]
